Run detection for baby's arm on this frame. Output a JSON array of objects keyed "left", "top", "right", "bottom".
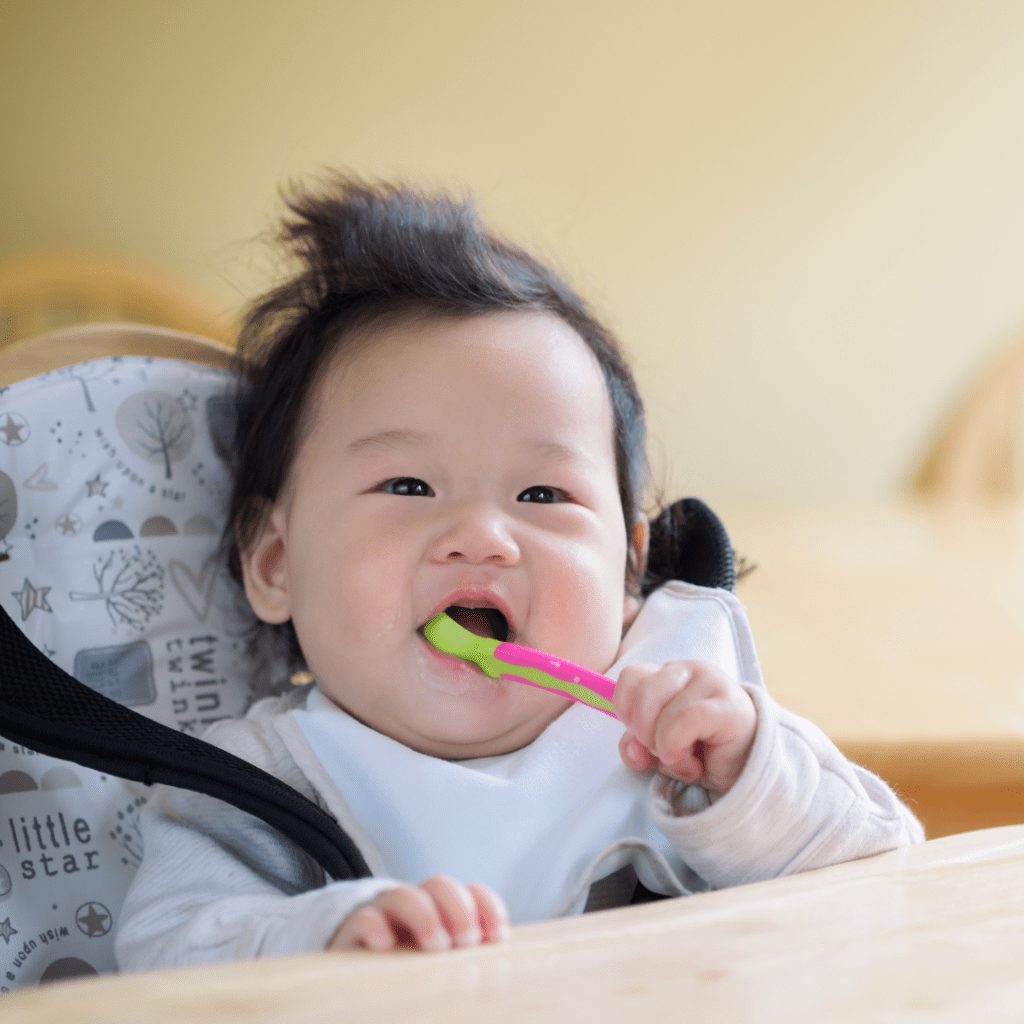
[
  {"left": 624, "top": 673, "right": 924, "bottom": 890},
  {"left": 608, "top": 586, "right": 922, "bottom": 890},
  {"left": 115, "top": 782, "right": 395, "bottom": 969},
  {"left": 116, "top": 785, "right": 509, "bottom": 968},
  {"left": 614, "top": 660, "right": 757, "bottom": 798}
]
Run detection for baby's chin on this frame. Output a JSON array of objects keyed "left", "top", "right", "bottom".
[{"left": 396, "top": 694, "right": 572, "bottom": 760}]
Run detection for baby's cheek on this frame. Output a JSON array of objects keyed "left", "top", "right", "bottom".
[
  {"left": 581, "top": 552, "right": 626, "bottom": 655},
  {"left": 343, "top": 555, "right": 405, "bottom": 633},
  {"left": 593, "top": 583, "right": 633, "bottom": 669}
]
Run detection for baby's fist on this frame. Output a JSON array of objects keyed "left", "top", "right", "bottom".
[{"left": 613, "top": 661, "right": 756, "bottom": 798}]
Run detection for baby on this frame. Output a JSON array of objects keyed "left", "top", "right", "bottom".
[{"left": 115, "top": 176, "right": 922, "bottom": 967}]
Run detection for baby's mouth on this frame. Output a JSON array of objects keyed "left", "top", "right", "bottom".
[
  {"left": 416, "top": 604, "right": 514, "bottom": 694},
  {"left": 445, "top": 605, "right": 511, "bottom": 642},
  {"left": 440, "top": 605, "right": 511, "bottom": 643}
]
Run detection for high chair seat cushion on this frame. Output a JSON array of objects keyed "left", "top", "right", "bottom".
[{"left": 0, "top": 355, "right": 280, "bottom": 989}]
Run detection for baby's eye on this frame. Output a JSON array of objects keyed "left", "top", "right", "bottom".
[
  {"left": 517, "top": 485, "right": 568, "bottom": 504},
  {"left": 381, "top": 478, "right": 435, "bottom": 497}
]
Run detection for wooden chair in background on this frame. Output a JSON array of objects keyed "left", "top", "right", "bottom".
[
  {"left": 0, "top": 250, "right": 236, "bottom": 350},
  {"left": 914, "top": 332, "right": 1024, "bottom": 501}
]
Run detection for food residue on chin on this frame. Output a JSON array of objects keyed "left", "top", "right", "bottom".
[
  {"left": 426, "top": 675, "right": 473, "bottom": 696},
  {"left": 414, "top": 649, "right": 502, "bottom": 697}
]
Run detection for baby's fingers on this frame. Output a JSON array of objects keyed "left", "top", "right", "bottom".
[
  {"left": 655, "top": 685, "right": 757, "bottom": 793},
  {"left": 330, "top": 903, "right": 401, "bottom": 952},
  {"left": 467, "top": 882, "right": 511, "bottom": 943},
  {"left": 618, "top": 729, "right": 659, "bottom": 772},
  {"left": 331, "top": 885, "right": 451, "bottom": 952},
  {"left": 652, "top": 699, "right": 721, "bottom": 782},
  {"left": 613, "top": 661, "right": 693, "bottom": 748},
  {"left": 420, "top": 875, "right": 509, "bottom": 947},
  {"left": 328, "top": 878, "right": 511, "bottom": 954}
]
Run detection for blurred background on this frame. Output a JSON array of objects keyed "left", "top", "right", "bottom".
[
  {"left": 4, "top": 0, "right": 1024, "bottom": 501},
  {"left": 4, "top": 1, "right": 1024, "bottom": 844}
]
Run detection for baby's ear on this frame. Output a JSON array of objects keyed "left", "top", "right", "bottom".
[
  {"left": 241, "top": 507, "right": 292, "bottom": 624},
  {"left": 623, "top": 514, "right": 649, "bottom": 631},
  {"left": 632, "top": 514, "right": 650, "bottom": 573}
]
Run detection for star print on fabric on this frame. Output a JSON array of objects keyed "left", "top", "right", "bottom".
[
  {"left": 12, "top": 578, "right": 53, "bottom": 621},
  {"left": 177, "top": 388, "right": 199, "bottom": 411},
  {"left": 55, "top": 513, "right": 82, "bottom": 536},
  {"left": 0, "top": 413, "right": 29, "bottom": 446},
  {"left": 76, "top": 903, "right": 112, "bottom": 937},
  {"left": 0, "top": 917, "right": 17, "bottom": 944},
  {"left": 85, "top": 473, "right": 108, "bottom": 497}
]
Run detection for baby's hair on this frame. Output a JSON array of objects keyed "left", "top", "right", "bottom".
[{"left": 226, "top": 174, "right": 694, "bottom": 658}]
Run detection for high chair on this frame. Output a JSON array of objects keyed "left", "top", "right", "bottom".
[{"left": 0, "top": 322, "right": 736, "bottom": 984}]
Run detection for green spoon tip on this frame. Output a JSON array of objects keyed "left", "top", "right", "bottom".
[{"left": 423, "top": 612, "right": 501, "bottom": 677}]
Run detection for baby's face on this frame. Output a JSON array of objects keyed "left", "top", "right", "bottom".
[{"left": 243, "top": 311, "right": 640, "bottom": 758}]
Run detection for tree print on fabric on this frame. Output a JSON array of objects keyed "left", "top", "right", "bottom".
[
  {"left": 69, "top": 547, "right": 165, "bottom": 631},
  {"left": 55, "top": 362, "right": 116, "bottom": 413},
  {"left": 116, "top": 390, "right": 195, "bottom": 479}
]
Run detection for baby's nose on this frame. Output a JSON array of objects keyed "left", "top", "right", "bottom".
[{"left": 431, "top": 506, "right": 519, "bottom": 565}]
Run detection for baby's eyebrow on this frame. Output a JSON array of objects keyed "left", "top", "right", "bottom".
[
  {"left": 527, "top": 439, "right": 582, "bottom": 461},
  {"left": 526, "top": 438, "right": 600, "bottom": 471},
  {"left": 347, "top": 428, "right": 433, "bottom": 455}
]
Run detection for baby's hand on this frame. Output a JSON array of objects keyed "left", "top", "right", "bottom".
[
  {"left": 327, "top": 875, "right": 510, "bottom": 952},
  {"left": 613, "top": 661, "right": 757, "bottom": 798}
]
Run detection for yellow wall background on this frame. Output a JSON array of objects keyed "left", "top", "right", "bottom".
[{"left": 4, "top": 1, "right": 1024, "bottom": 501}]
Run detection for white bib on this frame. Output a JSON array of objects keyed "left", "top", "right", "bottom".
[{"left": 294, "top": 690, "right": 680, "bottom": 922}]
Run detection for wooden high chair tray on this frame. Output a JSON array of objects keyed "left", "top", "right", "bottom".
[{"left": 6, "top": 826, "right": 1024, "bottom": 1023}]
